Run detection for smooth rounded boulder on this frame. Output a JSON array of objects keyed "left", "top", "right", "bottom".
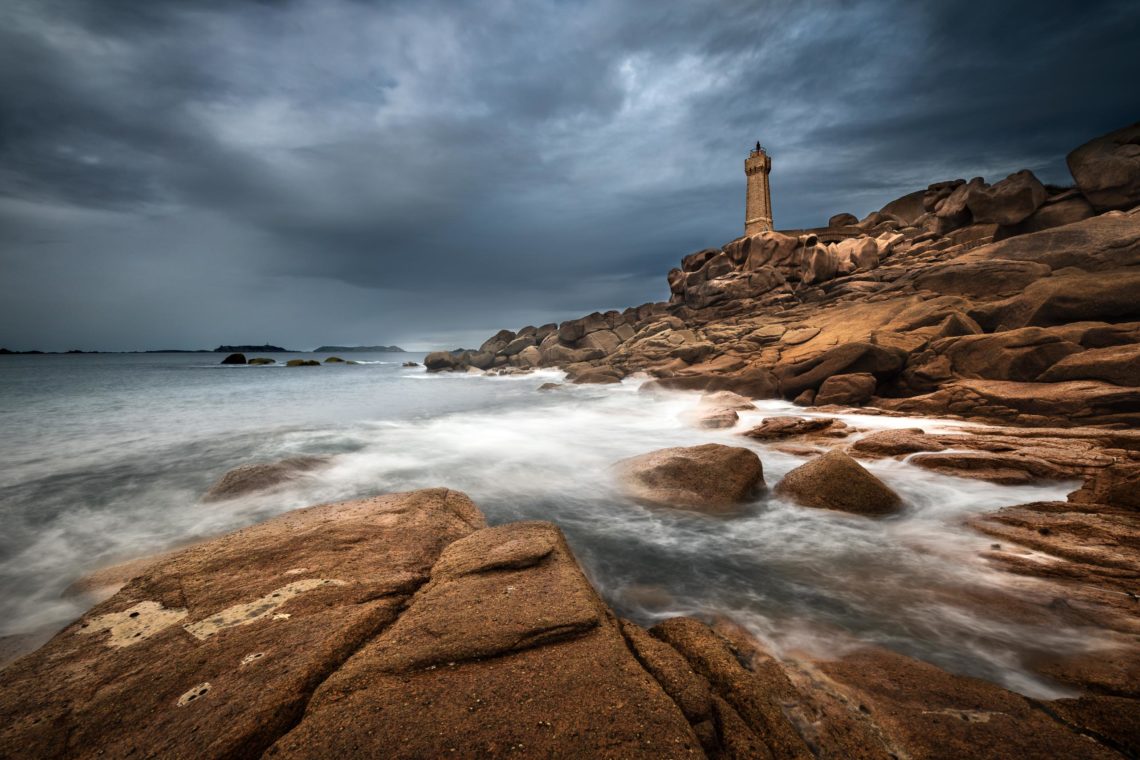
[
  {"left": 965, "top": 170, "right": 1047, "bottom": 226},
  {"left": 202, "top": 456, "right": 330, "bottom": 501},
  {"left": 814, "top": 372, "right": 876, "bottom": 406},
  {"left": 1066, "top": 122, "right": 1140, "bottom": 211},
  {"left": 775, "top": 449, "right": 902, "bottom": 515},
  {"left": 220, "top": 352, "right": 246, "bottom": 365},
  {"left": 616, "top": 444, "right": 764, "bottom": 512}
]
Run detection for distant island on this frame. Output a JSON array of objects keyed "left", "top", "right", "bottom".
[
  {"left": 312, "top": 345, "right": 406, "bottom": 352},
  {"left": 213, "top": 344, "right": 291, "bottom": 353}
]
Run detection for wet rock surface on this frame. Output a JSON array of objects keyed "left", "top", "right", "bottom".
[
  {"left": 202, "top": 456, "right": 330, "bottom": 501},
  {"left": 615, "top": 443, "right": 765, "bottom": 512},
  {"left": 0, "top": 488, "right": 487, "bottom": 759},
  {"left": 775, "top": 449, "right": 903, "bottom": 516},
  {"left": 4, "top": 483, "right": 1140, "bottom": 758}
]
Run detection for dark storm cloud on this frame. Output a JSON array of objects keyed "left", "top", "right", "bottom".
[{"left": 1, "top": 0, "right": 1138, "bottom": 350}]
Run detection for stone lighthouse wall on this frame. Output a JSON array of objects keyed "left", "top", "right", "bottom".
[{"left": 745, "top": 150, "right": 773, "bottom": 235}]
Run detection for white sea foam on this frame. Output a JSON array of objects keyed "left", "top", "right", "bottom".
[{"left": 0, "top": 354, "right": 1098, "bottom": 696}]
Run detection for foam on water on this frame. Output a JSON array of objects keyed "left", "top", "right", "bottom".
[{"left": 0, "top": 354, "right": 1097, "bottom": 696}]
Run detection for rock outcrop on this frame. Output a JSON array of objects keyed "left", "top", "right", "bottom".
[
  {"left": 426, "top": 122, "right": 1139, "bottom": 430},
  {"left": 0, "top": 490, "right": 707, "bottom": 759},
  {"left": 1067, "top": 122, "right": 1140, "bottom": 211}
]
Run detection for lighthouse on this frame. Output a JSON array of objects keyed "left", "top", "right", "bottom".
[{"left": 744, "top": 142, "right": 773, "bottom": 235}]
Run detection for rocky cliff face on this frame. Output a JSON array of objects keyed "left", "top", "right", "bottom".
[
  {"left": 3, "top": 485, "right": 1136, "bottom": 758},
  {"left": 430, "top": 122, "right": 1140, "bottom": 428}
]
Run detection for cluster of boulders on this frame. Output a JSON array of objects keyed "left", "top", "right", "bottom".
[
  {"left": 617, "top": 441, "right": 902, "bottom": 518},
  {"left": 220, "top": 353, "right": 357, "bottom": 366},
  {"left": 428, "top": 122, "right": 1140, "bottom": 428}
]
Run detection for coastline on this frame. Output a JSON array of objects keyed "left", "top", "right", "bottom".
[{"left": 3, "top": 125, "right": 1139, "bottom": 757}]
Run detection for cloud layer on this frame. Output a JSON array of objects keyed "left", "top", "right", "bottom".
[{"left": 2, "top": 0, "right": 1137, "bottom": 350}]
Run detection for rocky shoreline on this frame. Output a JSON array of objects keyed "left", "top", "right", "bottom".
[
  {"left": 425, "top": 123, "right": 1139, "bottom": 430},
  {"left": 2, "top": 466, "right": 1136, "bottom": 757},
  {"left": 2, "top": 123, "right": 1138, "bottom": 757}
]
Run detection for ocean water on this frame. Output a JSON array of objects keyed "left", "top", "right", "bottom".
[{"left": 0, "top": 352, "right": 1095, "bottom": 696}]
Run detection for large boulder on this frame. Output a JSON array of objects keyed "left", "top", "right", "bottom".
[
  {"left": 742, "top": 416, "right": 845, "bottom": 441},
  {"left": 479, "top": 329, "right": 516, "bottom": 355},
  {"left": 501, "top": 335, "right": 536, "bottom": 356},
  {"left": 1038, "top": 343, "right": 1140, "bottom": 386},
  {"left": 727, "top": 231, "right": 802, "bottom": 274},
  {"left": 982, "top": 270, "right": 1140, "bottom": 331},
  {"left": 879, "top": 189, "right": 926, "bottom": 225},
  {"left": 680, "top": 247, "right": 721, "bottom": 272},
  {"left": 923, "top": 179, "right": 965, "bottom": 213},
  {"left": 774, "top": 450, "right": 902, "bottom": 515},
  {"left": 934, "top": 177, "right": 985, "bottom": 227},
  {"left": 1069, "top": 462, "right": 1140, "bottom": 510},
  {"left": 828, "top": 212, "right": 858, "bottom": 227},
  {"left": 966, "top": 211, "right": 1140, "bottom": 273},
  {"left": 998, "top": 193, "right": 1096, "bottom": 238},
  {"left": 831, "top": 237, "right": 880, "bottom": 275},
  {"left": 424, "top": 351, "right": 458, "bottom": 371},
  {"left": 220, "top": 353, "right": 246, "bottom": 365},
  {"left": 0, "top": 492, "right": 708, "bottom": 758},
  {"left": 557, "top": 312, "right": 608, "bottom": 344},
  {"left": 1067, "top": 122, "right": 1140, "bottom": 211},
  {"left": 579, "top": 329, "right": 622, "bottom": 354},
  {"left": 913, "top": 259, "right": 1052, "bottom": 298},
  {"left": 774, "top": 342, "right": 907, "bottom": 399},
  {"left": 202, "top": 456, "right": 329, "bottom": 501},
  {"left": 541, "top": 343, "right": 604, "bottom": 365},
  {"left": 0, "top": 489, "right": 487, "bottom": 758},
  {"left": 925, "top": 327, "right": 1085, "bottom": 382},
  {"left": 814, "top": 372, "right": 877, "bottom": 406},
  {"left": 877, "top": 378, "right": 1140, "bottom": 427},
  {"left": 965, "top": 170, "right": 1047, "bottom": 226},
  {"left": 269, "top": 522, "right": 703, "bottom": 757},
  {"left": 800, "top": 243, "right": 838, "bottom": 285},
  {"left": 615, "top": 444, "right": 764, "bottom": 512}
]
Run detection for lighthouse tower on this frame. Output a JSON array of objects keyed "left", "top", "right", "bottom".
[{"left": 744, "top": 142, "right": 773, "bottom": 235}]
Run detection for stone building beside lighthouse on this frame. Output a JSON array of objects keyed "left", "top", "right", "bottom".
[{"left": 744, "top": 142, "right": 773, "bottom": 235}]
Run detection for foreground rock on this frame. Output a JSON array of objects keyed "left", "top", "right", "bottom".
[
  {"left": 644, "top": 617, "right": 1125, "bottom": 760},
  {"left": 202, "top": 456, "right": 329, "bottom": 501},
  {"left": 0, "top": 489, "right": 487, "bottom": 758},
  {"left": 3, "top": 486, "right": 1136, "bottom": 758},
  {"left": 965, "top": 466, "right": 1140, "bottom": 708},
  {"left": 0, "top": 490, "right": 705, "bottom": 759},
  {"left": 616, "top": 444, "right": 764, "bottom": 512},
  {"left": 775, "top": 449, "right": 902, "bottom": 515},
  {"left": 267, "top": 522, "right": 702, "bottom": 758},
  {"left": 220, "top": 352, "right": 246, "bottom": 365}
]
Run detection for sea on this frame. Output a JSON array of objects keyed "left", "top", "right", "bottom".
[{"left": 0, "top": 351, "right": 1097, "bottom": 696}]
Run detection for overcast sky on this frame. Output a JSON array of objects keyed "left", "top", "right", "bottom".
[{"left": 2, "top": 0, "right": 1137, "bottom": 351}]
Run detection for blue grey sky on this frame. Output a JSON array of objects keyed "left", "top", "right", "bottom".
[{"left": 2, "top": 0, "right": 1137, "bottom": 350}]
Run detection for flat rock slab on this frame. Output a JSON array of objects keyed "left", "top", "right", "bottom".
[
  {"left": 0, "top": 489, "right": 487, "bottom": 759},
  {"left": 0, "top": 491, "right": 704, "bottom": 759},
  {"left": 266, "top": 523, "right": 702, "bottom": 758}
]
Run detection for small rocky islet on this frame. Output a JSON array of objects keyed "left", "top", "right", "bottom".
[{"left": 3, "top": 123, "right": 1140, "bottom": 757}]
